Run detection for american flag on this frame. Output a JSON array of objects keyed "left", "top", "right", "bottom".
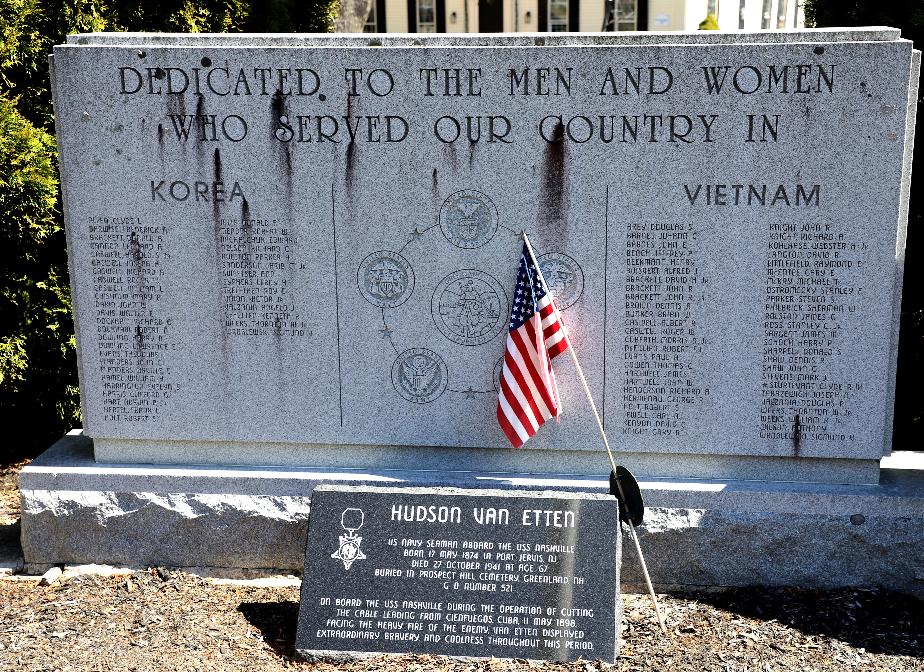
[{"left": 497, "top": 242, "right": 570, "bottom": 448}]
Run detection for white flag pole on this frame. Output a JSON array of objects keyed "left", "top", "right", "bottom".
[{"left": 521, "top": 232, "right": 668, "bottom": 635}]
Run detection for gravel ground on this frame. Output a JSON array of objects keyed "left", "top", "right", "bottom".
[{"left": 1, "top": 465, "right": 922, "bottom": 671}]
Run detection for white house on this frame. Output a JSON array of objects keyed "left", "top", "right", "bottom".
[{"left": 362, "top": 0, "right": 805, "bottom": 33}]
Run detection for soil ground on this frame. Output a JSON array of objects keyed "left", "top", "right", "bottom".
[{"left": 1, "top": 465, "right": 922, "bottom": 672}]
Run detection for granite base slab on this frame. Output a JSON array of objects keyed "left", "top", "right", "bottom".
[
  {"left": 19, "top": 432, "right": 924, "bottom": 596},
  {"left": 91, "top": 438, "right": 882, "bottom": 485}
]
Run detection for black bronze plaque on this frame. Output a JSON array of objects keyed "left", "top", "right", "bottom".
[{"left": 295, "top": 485, "right": 622, "bottom": 662}]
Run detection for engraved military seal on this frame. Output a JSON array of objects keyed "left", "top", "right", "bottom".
[
  {"left": 357, "top": 251, "right": 415, "bottom": 308},
  {"left": 432, "top": 270, "right": 508, "bottom": 346},
  {"left": 439, "top": 190, "right": 498, "bottom": 249},
  {"left": 538, "top": 252, "right": 584, "bottom": 310},
  {"left": 493, "top": 356, "right": 505, "bottom": 393},
  {"left": 391, "top": 348, "right": 448, "bottom": 404}
]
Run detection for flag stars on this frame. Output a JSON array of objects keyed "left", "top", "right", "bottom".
[
  {"left": 379, "top": 325, "right": 393, "bottom": 338},
  {"left": 508, "top": 251, "right": 549, "bottom": 331}
]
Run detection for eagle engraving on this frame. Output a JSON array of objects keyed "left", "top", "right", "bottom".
[{"left": 402, "top": 354, "right": 439, "bottom": 396}]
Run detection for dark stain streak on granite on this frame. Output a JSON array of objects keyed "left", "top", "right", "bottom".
[
  {"left": 273, "top": 314, "right": 283, "bottom": 339},
  {"left": 212, "top": 147, "right": 229, "bottom": 358},
  {"left": 127, "top": 231, "right": 146, "bottom": 301},
  {"left": 539, "top": 120, "right": 569, "bottom": 250},
  {"left": 241, "top": 198, "right": 253, "bottom": 245},
  {"left": 165, "top": 92, "right": 186, "bottom": 118},
  {"left": 134, "top": 324, "right": 144, "bottom": 353},
  {"left": 128, "top": 231, "right": 143, "bottom": 263},
  {"left": 213, "top": 147, "right": 223, "bottom": 182},
  {"left": 212, "top": 148, "right": 224, "bottom": 243},
  {"left": 431, "top": 168, "right": 441, "bottom": 222},
  {"left": 442, "top": 143, "right": 459, "bottom": 172},
  {"left": 241, "top": 199, "right": 254, "bottom": 268},
  {"left": 194, "top": 95, "right": 206, "bottom": 164},
  {"left": 271, "top": 90, "right": 293, "bottom": 180},
  {"left": 345, "top": 94, "right": 356, "bottom": 195}
]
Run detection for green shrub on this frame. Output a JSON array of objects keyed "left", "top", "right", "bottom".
[{"left": 0, "top": 95, "right": 79, "bottom": 459}]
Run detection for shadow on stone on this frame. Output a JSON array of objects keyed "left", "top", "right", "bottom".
[
  {"left": 238, "top": 600, "right": 300, "bottom": 659},
  {"left": 0, "top": 520, "right": 21, "bottom": 548},
  {"left": 689, "top": 587, "right": 924, "bottom": 657},
  {"left": 0, "top": 520, "right": 23, "bottom": 570}
]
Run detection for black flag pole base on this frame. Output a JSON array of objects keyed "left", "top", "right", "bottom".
[{"left": 610, "top": 466, "right": 645, "bottom": 527}]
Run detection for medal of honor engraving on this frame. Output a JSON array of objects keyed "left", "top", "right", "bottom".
[{"left": 331, "top": 508, "right": 367, "bottom": 570}]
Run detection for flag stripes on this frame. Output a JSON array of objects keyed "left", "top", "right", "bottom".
[{"left": 497, "top": 244, "right": 570, "bottom": 448}]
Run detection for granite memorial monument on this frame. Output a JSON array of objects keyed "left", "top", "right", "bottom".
[{"left": 17, "top": 28, "right": 924, "bottom": 599}]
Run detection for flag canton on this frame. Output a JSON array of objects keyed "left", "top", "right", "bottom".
[{"left": 509, "top": 244, "right": 548, "bottom": 331}]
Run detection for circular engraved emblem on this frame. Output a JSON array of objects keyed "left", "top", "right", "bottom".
[
  {"left": 391, "top": 348, "right": 448, "bottom": 404},
  {"left": 357, "top": 251, "right": 415, "bottom": 308},
  {"left": 538, "top": 252, "right": 584, "bottom": 310},
  {"left": 439, "top": 190, "right": 499, "bottom": 249},
  {"left": 493, "top": 356, "right": 505, "bottom": 393},
  {"left": 432, "top": 270, "right": 508, "bottom": 346}
]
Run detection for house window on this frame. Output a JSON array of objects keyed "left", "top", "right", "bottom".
[
  {"left": 363, "top": 2, "right": 377, "bottom": 32},
  {"left": 616, "top": 0, "right": 636, "bottom": 30},
  {"left": 418, "top": 0, "right": 437, "bottom": 32},
  {"left": 548, "top": 0, "right": 568, "bottom": 31}
]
